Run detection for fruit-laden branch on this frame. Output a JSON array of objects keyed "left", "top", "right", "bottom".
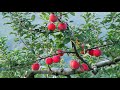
[
  {"left": 25, "top": 56, "right": 120, "bottom": 78},
  {"left": 71, "top": 40, "right": 92, "bottom": 70},
  {"left": 85, "top": 40, "right": 120, "bottom": 53}
]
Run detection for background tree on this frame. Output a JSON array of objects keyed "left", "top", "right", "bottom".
[{"left": 0, "top": 12, "right": 120, "bottom": 78}]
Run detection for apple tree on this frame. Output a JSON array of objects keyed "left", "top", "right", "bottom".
[{"left": 0, "top": 12, "right": 120, "bottom": 78}]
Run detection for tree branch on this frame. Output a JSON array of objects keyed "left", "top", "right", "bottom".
[
  {"left": 95, "top": 56, "right": 120, "bottom": 68},
  {"left": 19, "top": 36, "right": 35, "bottom": 54},
  {"left": 71, "top": 40, "right": 92, "bottom": 70},
  {"left": 25, "top": 56, "right": 120, "bottom": 78},
  {"left": 85, "top": 41, "right": 120, "bottom": 53}
]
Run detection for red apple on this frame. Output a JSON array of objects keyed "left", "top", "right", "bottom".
[
  {"left": 45, "top": 57, "right": 53, "bottom": 65},
  {"left": 93, "top": 48, "right": 101, "bottom": 57},
  {"left": 31, "top": 62, "right": 40, "bottom": 71},
  {"left": 48, "top": 23, "right": 56, "bottom": 31},
  {"left": 58, "top": 22, "right": 67, "bottom": 31},
  {"left": 70, "top": 60, "right": 80, "bottom": 69},
  {"left": 81, "top": 63, "right": 89, "bottom": 71},
  {"left": 52, "top": 55, "right": 61, "bottom": 63},
  {"left": 56, "top": 49, "right": 64, "bottom": 56},
  {"left": 49, "top": 13, "right": 58, "bottom": 22},
  {"left": 88, "top": 49, "right": 94, "bottom": 56}
]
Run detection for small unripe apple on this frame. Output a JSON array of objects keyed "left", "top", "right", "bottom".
[
  {"left": 31, "top": 62, "right": 40, "bottom": 71},
  {"left": 93, "top": 48, "right": 101, "bottom": 57},
  {"left": 45, "top": 57, "right": 53, "bottom": 65},
  {"left": 88, "top": 49, "right": 94, "bottom": 56},
  {"left": 58, "top": 22, "right": 67, "bottom": 31},
  {"left": 48, "top": 23, "right": 56, "bottom": 31},
  {"left": 56, "top": 49, "right": 64, "bottom": 56},
  {"left": 49, "top": 13, "right": 58, "bottom": 22},
  {"left": 81, "top": 63, "right": 89, "bottom": 71},
  {"left": 80, "top": 51, "right": 84, "bottom": 54},
  {"left": 52, "top": 55, "right": 61, "bottom": 63},
  {"left": 70, "top": 60, "right": 80, "bottom": 69},
  {"left": 81, "top": 44, "right": 84, "bottom": 49}
]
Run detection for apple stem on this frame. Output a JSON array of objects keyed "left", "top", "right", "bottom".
[{"left": 48, "top": 65, "right": 52, "bottom": 72}]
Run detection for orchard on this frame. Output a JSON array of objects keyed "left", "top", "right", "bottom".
[{"left": 0, "top": 12, "right": 120, "bottom": 78}]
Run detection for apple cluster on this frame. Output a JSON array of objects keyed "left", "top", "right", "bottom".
[
  {"left": 48, "top": 13, "right": 67, "bottom": 31},
  {"left": 31, "top": 49, "right": 89, "bottom": 72},
  {"left": 70, "top": 60, "right": 89, "bottom": 71},
  {"left": 31, "top": 50, "right": 64, "bottom": 70}
]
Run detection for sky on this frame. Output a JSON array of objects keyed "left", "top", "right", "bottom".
[{"left": 0, "top": 12, "right": 109, "bottom": 50}]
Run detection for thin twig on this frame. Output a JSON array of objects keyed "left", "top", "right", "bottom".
[{"left": 85, "top": 41, "right": 119, "bottom": 53}]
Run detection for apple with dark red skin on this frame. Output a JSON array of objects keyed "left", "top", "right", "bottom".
[
  {"left": 52, "top": 55, "right": 61, "bottom": 63},
  {"left": 48, "top": 23, "right": 56, "bottom": 31},
  {"left": 45, "top": 57, "right": 53, "bottom": 65},
  {"left": 49, "top": 13, "right": 58, "bottom": 22},
  {"left": 88, "top": 49, "right": 94, "bottom": 56},
  {"left": 31, "top": 62, "right": 40, "bottom": 71},
  {"left": 56, "top": 50, "right": 64, "bottom": 56},
  {"left": 88, "top": 48, "right": 101, "bottom": 57},
  {"left": 93, "top": 48, "right": 101, "bottom": 57},
  {"left": 70, "top": 60, "right": 80, "bottom": 69},
  {"left": 81, "top": 63, "right": 89, "bottom": 71},
  {"left": 58, "top": 22, "right": 67, "bottom": 31}
]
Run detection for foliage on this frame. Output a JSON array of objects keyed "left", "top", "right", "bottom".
[{"left": 0, "top": 12, "right": 120, "bottom": 78}]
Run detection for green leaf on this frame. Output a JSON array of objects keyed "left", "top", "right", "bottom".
[
  {"left": 36, "top": 43, "right": 41, "bottom": 49},
  {"left": 14, "top": 38, "right": 19, "bottom": 42},
  {"left": 4, "top": 22, "right": 12, "bottom": 25},
  {"left": 31, "top": 15, "right": 35, "bottom": 21},
  {"left": 58, "top": 44, "right": 64, "bottom": 48},
  {"left": 70, "top": 12, "right": 75, "bottom": 16},
  {"left": 64, "top": 14, "right": 68, "bottom": 18},
  {"left": 63, "top": 38, "right": 70, "bottom": 44},
  {"left": 39, "top": 50, "right": 44, "bottom": 54},
  {"left": 69, "top": 21, "right": 74, "bottom": 22}
]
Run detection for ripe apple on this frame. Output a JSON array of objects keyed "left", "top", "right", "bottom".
[
  {"left": 58, "top": 22, "right": 67, "bottom": 31},
  {"left": 48, "top": 23, "right": 56, "bottom": 31},
  {"left": 45, "top": 57, "right": 53, "bottom": 65},
  {"left": 52, "top": 55, "right": 61, "bottom": 63},
  {"left": 70, "top": 60, "right": 80, "bottom": 69},
  {"left": 56, "top": 49, "right": 64, "bottom": 56},
  {"left": 93, "top": 48, "right": 101, "bottom": 57},
  {"left": 81, "top": 63, "right": 89, "bottom": 71},
  {"left": 88, "top": 49, "right": 94, "bottom": 56},
  {"left": 49, "top": 13, "right": 58, "bottom": 22},
  {"left": 31, "top": 62, "right": 40, "bottom": 71}
]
